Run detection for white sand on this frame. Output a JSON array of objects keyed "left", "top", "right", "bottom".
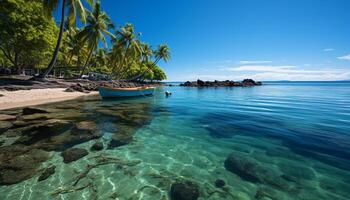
[{"left": 0, "top": 88, "right": 98, "bottom": 110}]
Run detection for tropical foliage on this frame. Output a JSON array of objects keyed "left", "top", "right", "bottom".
[
  {"left": 0, "top": 0, "right": 169, "bottom": 81},
  {"left": 0, "top": 0, "right": 58, "bottom": 74}
]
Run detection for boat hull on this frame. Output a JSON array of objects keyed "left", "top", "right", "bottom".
[{"left": 98, "top": 87, "right": 155, "bottom": 98}]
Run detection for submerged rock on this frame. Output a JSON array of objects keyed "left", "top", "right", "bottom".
[
  {"left": 224, "top": 153, "right": 289, "bottom": 190},
  {"left": 0, "top": 121, "right": 12, "bottom": 132},
  {"left": 0, "top": 145, "right": 49, "bottom": 185},
  {"left": 38, "top": 166, "right": 56, "bottom": 182},
  {"left": 61, "top": 148, "right": 88, "bottom": 163},
  {"left": 15, "top": 119, "right": 74, "bottom": 146},
  {"left": 22, "top": 107, "right": 49, "bottom": 115},
  {"left": 91, "top": 142, "right": 104, "bottom": 151},
  {"left": 109, "top": 132, "right": 133, "bottom": 148},
  {"left": 170, "top": 181, "right": 199, "bottom": 200},
  {"left": 214, "top": 179, "right": 226, "bottom": 188}
]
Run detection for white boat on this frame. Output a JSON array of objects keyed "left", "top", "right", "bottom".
[{"left": 98, "top": 86, "right": 155, "bottom": 98}]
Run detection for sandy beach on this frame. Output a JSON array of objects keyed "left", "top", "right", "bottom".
[{"left": 0, "top": 88, "right": 98, "bottom": 110}]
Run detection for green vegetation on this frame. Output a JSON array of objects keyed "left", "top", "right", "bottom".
[{"left": 0, "top": 0, "right": 169, "bottom": 81}]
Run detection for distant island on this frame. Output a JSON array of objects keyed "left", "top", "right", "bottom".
[{"left": 179, "top": 79, "right": 262, "bottom": 87}]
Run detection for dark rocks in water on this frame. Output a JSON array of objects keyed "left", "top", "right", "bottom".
[
  {"left": 170, "top": 181, "right": 199, "bottom": 200},
  {"left": 224, "top": 153, "right": 289, "bottom": 190},
  {"left": 38, "top": 166, "right": 56, "bottom": 182},
  {"left": 242, "top": 79, "right": 262, "bottom": 86},
  {"left": 0, "top": 140, "right": 4, "bottom": 146},
  {"left": 255, "top": 188, "right": 278, "bottom": 200},
  {"left": 22, "top": 107, "right": 49, "bottom": 115},
  {"left": 0, "top": 121, "right": 12, "bottom": 132},
  {"left": 0, "top": 145, "right": 49, "bottom": 185},
  {"left": 91, "top": 142, "right": 104, "bottom": 151},
  {"left": 197, "top": 79, "right": 205, "bottom": 86},
  {"left": 15, "top": 119, "right": 74, "bottom": 146},
  {"left": 13, "top": 119, "right": 102, "bottom": 151},
  {"left": 214, "top": 179, "right": 226, "bottom": 188},
  {"left": 61, "top": 148, "right": 88, "bottom": 163},
  {"left": 109, "top": 132, "right": 133, "bottom": 148},
  {"left": 224, "top": 153, "right": 260, "bottom": 183},
  {"left": 179, "top": 79, "right": 262, "bottom": 87}
]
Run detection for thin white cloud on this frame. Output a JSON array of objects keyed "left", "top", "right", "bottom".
[
  {"left": 239, "top": 60, "right": 272, "bottom": 65},
  {"left": 338, "top": 54, "right": 350, "bottom": 61},
  {"left": 223, "top": 65, "right": 346, "bottom": 74},
  {"left": 324, "top": 48, "right": 334, "bottom": 52},
  {"left": 223, "top": 65, "right": 296, "bottom": 72}
]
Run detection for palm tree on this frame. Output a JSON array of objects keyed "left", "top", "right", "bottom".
[
  {"left": 110, "top": 23, "right": 143, "bottom": 78},
  {"left": 38, "top": 0, "right": 92, "bottom": 79},
  {"left": 153, "top": 44, "right": 171, "bottom": 65},
  {"left": 77, "top": 0, "right": 115, "bottom": 77},
  {"left": 129, "top": 44, "right": 170, "bottom": 81}
]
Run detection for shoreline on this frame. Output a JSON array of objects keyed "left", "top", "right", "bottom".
[{"left": 0, "top": 88, "right": 98, "bottom": 110}]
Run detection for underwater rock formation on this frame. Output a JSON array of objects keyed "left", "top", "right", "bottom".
[
  {"left": 22, "top": 107, "right": 49, "bottom": 115},
  {"left": 0, "top": 121, "right": 12, "bottom": 132},
  {"left": 38, "top": 166, "right": 56, "bottom": 182},
  {"left": 214, "top": 179, "right": 226, "bottom": 188},
  {"left": 170, "top": 181, "right": 200, "bottom": 200},
  {"left": 109, "top": 132, "right": 133, "bottom": 148},
  {"left": 224, "top": 153, "right": 289, "bottom": 190},
  {"left": 91, "top": 142, "right": 104, "bottom": 151},
  {"left": 61, "top": 148, "right": 88, "bottom": 163},
  {"left": 0, "top": 145, "right": 49, "bottom": 185}
]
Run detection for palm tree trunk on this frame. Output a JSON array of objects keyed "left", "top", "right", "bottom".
[
  {"left": 38, "top": 0, "right": 66, "bottom": 79},
  {"left": 80, "top": 43, "right": 95, "bottom": 78}
]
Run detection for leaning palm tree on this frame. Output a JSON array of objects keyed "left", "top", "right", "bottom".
[
  {"left": 77, "top": 0, "right": 115, "bottom": 77},
  {"left": 128, "top": 44, "right": 170, "bottom": 81},
  {"left": 38, "top": 0, "right": 93, "bottom": 79},
  {"left": 110, "top": 23, "right": 143, "bottom": 78}
]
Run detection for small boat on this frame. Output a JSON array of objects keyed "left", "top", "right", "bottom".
[{"left": 98, "top": 86, "right": 155, "bottom": 98}]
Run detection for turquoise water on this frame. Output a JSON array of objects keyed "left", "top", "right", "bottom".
[{"left": 0, "top": 82, "right": 350, "bottom": 199}]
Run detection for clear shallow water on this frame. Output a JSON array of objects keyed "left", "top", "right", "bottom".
[{"left": 0, "top": 82, "right": 350, "bottom": 200}]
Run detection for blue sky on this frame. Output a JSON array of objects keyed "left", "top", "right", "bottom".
[{"left": 84, "top": 0, "right": 350, "bottom": 81}]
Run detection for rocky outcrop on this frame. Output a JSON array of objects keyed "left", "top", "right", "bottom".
[
  {"left": 0, "top": 145, "right": 49, "bottom": 185},
  {"left": 170, "top": 181, "right": 200, "bottom": 200},
  {"left": 61, "top": 148, "right": 88, "bottom": 163},
  {"left": 38, "top": 166, "right": 56, "bottom": 182},
  {"left": 180, "top": 79, "right": 262, "bottom": 87}
]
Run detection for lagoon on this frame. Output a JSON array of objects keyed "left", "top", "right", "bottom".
[{"left": 0, "top": 82, "right": 349, "bottom": 200}]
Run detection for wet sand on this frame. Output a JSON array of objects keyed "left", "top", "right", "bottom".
[{"left": 0, "top": 88, "right": 98, "bottom": 110}]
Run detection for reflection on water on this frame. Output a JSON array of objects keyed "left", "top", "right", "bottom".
[{"left": 0, "top": 82, "right": 350, "bottom": 200}]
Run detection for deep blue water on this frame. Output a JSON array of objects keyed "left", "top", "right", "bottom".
[{"left": 0, "top": 82, "right": 349, "bottom": 199}]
